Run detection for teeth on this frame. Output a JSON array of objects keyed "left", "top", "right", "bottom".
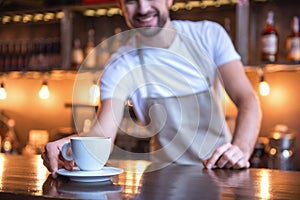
[
  {"left": 142, "top": 16, "right": 153, "bottom": 22},
  {"left": 139, "top": 16, "right": 153, "bottom": 23}
]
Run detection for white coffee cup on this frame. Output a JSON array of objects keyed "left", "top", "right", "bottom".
[{"left": 61, "top": 137, "right": 111, "bottom": 171}]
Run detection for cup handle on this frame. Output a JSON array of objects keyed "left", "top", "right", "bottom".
[{"left": 61, "top": 142, "right": 73, "bottom": 161}]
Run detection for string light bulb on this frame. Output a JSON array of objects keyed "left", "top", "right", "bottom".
[
  {"left": 258, "top": 69, "right": 270, "bottom": 96},
  {"left": 0, "top": 81, "right": 7, "bottom": 100},
  {"left": 39, "top": 80, "right": 50, "bottom": 99}
]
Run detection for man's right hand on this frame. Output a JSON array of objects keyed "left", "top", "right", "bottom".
[{"left": 41, "top": 139, "right": 74, "bottom": 178}]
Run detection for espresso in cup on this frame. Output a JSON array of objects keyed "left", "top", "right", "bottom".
[{"left": 62, "top": 137, "right": 111, "bottom": 171}]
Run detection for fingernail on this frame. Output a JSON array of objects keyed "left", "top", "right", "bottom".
[
  {"left": 206, "top": 163, "right": 212, "bottom": 169},
  {"left": 51, "top": 172, "right": 58, "bottom": 179}
]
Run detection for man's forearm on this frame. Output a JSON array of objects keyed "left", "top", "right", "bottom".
[{"left": 231, "top": 94, "right": 262, "bottom": 160}]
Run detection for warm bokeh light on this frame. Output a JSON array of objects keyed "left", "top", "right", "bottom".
[
  {"left": 0, "top": 83, "right": 7, "bottom": 99},
  {"left": 83, "top": 119, "right": 92, "bottom": 133},
  {"left": 33, "top": 13, "right": 43, "bottom": 22},
  {"left": 39, "top": 82, "right": 50, "bottom": 99},
  {"left": 0, "top": 87, "right": 7, "bottom": 99},
  {"left": 2, "top": 16, "right": 11, "bottom": 24},
  {"left": 259, "top": 81, "right": 270, "bottom": 96},
  {"left": 29, "top": 130, "right": 49, "bottom": 147},
  {"left": 22, "top": 14, "right": 33, "bottom": 23},
  {"left": 89, "top": 83, "right": 100, "bottom": 105}
]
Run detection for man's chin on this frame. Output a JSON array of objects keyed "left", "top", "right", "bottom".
[{"left": 136, "top": 26, "right": 162, "bottom": 37}]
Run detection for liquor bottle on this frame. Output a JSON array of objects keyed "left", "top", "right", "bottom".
[
  {"left": 2, "top": 119, "right": 18, "bottom": 154},
  {"left": 23, "top": 40, "right": 32, "bottom": 71},
  {"left": 286, "top": 16, "right": 300, "bottom": 63},
  {"left": 3, "top": 42, "right": 11, "bottom": 71},
  {"left": 13, "top": 41, "right": 22, "bottom": 71},
  {"left": 38, "top": 39, "right": 48, "bottom": 70},
  {"left": 110, "top": 27, "right": 122, "bottom": 54},
  {"left": 84, "top": 29, "right": 96, "bottom": 68},
  {"left": 16, "top": 42, "right": 23, "bottom": 70},
  {"left": 29, "top": 39, "right": 39, "bottom": 70},
  {"left": 71, "top": 38, "right": 84, "bottom": 70},
  {"left": 10, "top": 42, "right": 18, "bottom": 71},
  {"left": 45, "top": 38, "right": 54, "bottom": 70},
  {"left": 17, "top": 40, "right": 25, "bottom": 70},
  {"left": 0, "top": 42, "right": 4, "bottom": 71},
  {"left": 97, "top": 37, "right": 110, "bottom": 68},
  {"left": 261, "top": 11, "right": 279, "bottom": 63},
  {"left": 52, "top": 38, "right": 61, "bottom": 69}
]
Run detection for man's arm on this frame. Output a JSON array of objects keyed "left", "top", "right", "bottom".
[
  {"left": 86, "top": 98, "right": 125, "bottom": 143},
  {"left": 42, "top": 98, "right": 125, "bottom": 177},
  {"left": 204, "top": 60, "right": 262, "bottom": 169}
]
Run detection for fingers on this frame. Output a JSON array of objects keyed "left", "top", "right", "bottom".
[
  {"left": 203, "top": 143, "right": 250, "bottom": 170},
  {"left": 232, "top": 160, "right": 250, "bottom": 169},
  {"left": 42, "top": 141, "right": 73, "bottom": 178},
  {"left": 203, "top": 143, "right": 231, "bottom": 169},
  {"left": 64, "top": 160, "right": 75, "bottom": 171},
  {"left": 48, "top": 145, "right": 60, "bottom": 174},
  {"left": 41, "top": 144, "right": 59, "bottom": 177}
]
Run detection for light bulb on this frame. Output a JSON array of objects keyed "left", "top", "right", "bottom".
[
  {"left": 39, "top": 81, "right": 50, "bottom": 99},
  {"left": 0, "top": 82, "right": 7, "bottom": 100},
  {"left": 259, "top": 81, "right": 270, "bottom": 96},
  {"left": 89, "top": 83, "right": 100, "bottom": 105},
  {"left": 258, "top": 68, "right": 270, "bottom": 96}
]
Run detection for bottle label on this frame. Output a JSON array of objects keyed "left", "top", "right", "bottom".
[
  {"left": 286, "top": 37, "right": 300, "bottom": 61},
  {"left": 262, "top": 34, "right": 278, "bottom": 54}
]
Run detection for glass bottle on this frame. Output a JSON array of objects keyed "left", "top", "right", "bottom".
[
  {"left": 10, "top": 41, "right": 18, "bottom": 71},
  {"left": 17, "top": 40, "right": 25, "bottom": 70},
  {"left": 84, "top": 29, "right": 96, "bottom": 68},
  {"left": 3, "top": 42, "right": 11, "bottom": 71},
  {"left": 71, "top": 38, "right": 84, "bottom": 70},
  {"left": 23, "top": 40, "right": 32, "bottom": 71},
  {"left": 38, "top": 39, "right": 48, "bottom": 70},
  {"left": 2, "top": 119, "right": 18, "bottom": 154},
  {"left": 286, "top": 16, "right": 300, "bottom": 63},
  {"left": 261, "top": 11, "right": 279, "bottom": 63},
  {"left": 97, "top": 37, "right": 110, "bottom": 68},
  {"left": 53, "top": 38, "right": 61, "bottom": 69},
  {"left": 45, "top": 38, "right": 54, "bottom": 70},
  {"left": 110, "top": 27, "right": 122, "bottom": 54},
  {"left": 29, "top": 39, "right": 39, "bottom": 70},
  {"left": 0, "top": 42, "right": 4, "bottom": 71}
]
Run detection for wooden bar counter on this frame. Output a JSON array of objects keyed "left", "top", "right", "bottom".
[{"left": 0, "top": 154, "right": 300, "bottom": 199}]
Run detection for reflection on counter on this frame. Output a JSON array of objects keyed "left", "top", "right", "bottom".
[{"left": 43, "top": 175, "right": 123, "bottom": 200}]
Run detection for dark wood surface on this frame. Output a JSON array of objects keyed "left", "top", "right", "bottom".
[{"left": 0, "top": 154, "right": 300, "bottom": 199}]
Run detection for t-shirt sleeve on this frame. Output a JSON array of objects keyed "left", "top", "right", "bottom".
[
  {"left": 201, "top": 21, "right": 241, "bottom": 67},
  {"left": 100, "top": 57, "right": 130, "bottom": 101}
]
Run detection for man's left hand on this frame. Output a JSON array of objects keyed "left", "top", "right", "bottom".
[{"left": 202, "top": 143, "right": 250, "bottom": 169}]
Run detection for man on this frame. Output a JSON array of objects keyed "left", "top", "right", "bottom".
[{"left": 42, "top": 0, "right": 261, "bottom": 177}]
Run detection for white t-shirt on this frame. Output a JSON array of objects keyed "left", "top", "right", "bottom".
[{"left": 100, "top": 20, "right": 240, "bottom": 122}]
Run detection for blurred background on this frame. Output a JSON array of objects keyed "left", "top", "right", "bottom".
[{"left": 0, "top": 0, "right": 299, "bottom": 170}]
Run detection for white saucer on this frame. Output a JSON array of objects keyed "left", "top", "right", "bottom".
[{"left": 57, "top": 166, "right": 124, "bottom": 182}]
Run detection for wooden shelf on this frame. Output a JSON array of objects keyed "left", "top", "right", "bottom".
[
  {"left": 0, "top": 70, "right": 77, "bottom": 80},
  {"left": 245, "top": 63, "right": 300, "bottom": 73}
]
